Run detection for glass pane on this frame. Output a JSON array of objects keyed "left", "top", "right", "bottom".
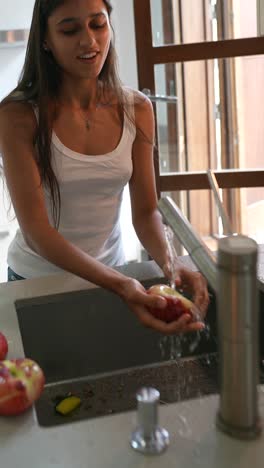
[
  {"left": 151, "top": 0, "right": 258, "bottom": 46},
  {"left": 164, "top": 190, "right": 216, "bottom": 244},
  {"left": 154, "top": 55, "right": 264, "bottom": 173},
  {"left": 154, "top": 56, "right": 264, "bottom": 242},
  {"left": 226, "top": 187, "right": 264, "bottom": 242},
  {"left": 232, "top": 55, "right": 264, "bottom": 170},
  {"left": 155, "top": 61, "right": 218, "bottom": 175}
]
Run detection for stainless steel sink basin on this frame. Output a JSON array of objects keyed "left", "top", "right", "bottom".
[{"left": 15, "top": 277, "right": 264, "bottom": 427}]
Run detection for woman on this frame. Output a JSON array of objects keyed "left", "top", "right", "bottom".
[{"left": 0, "top": 0, "right": 208, "bottom": 334}]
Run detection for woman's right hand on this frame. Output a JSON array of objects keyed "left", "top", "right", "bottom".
[{"left": 119, "top": 277, "right": 205, "bottom": 335}]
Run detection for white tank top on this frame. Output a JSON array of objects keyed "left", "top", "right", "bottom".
[{"left": 7, "top": 88, "right": 136, "bottom": 278}]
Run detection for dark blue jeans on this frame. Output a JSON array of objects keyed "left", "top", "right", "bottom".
[{"left": 8, "top": 267, "right": 25, "bottom": 282}]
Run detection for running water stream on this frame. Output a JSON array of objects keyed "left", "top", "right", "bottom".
[
  {"left": 163, "top": 224, "right": 178, "bottom": 290},
  {"left": 159, "top": 225, "right": 212, "bottom": 360}
]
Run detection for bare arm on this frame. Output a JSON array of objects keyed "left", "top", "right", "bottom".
[
  {"left": 130, "top": 94, "right": 178, "bottom": 271},
  {"left": 130, "top": 93, "right": 209, "bottom": 321},
  {"left": 129, "top": 94, "right": 169, "bottom": 270}
]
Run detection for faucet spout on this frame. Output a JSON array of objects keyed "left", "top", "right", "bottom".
[{"left": 158, "top": 196, "right": 217, "bottom": 291}]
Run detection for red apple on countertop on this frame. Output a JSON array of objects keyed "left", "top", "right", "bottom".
[
  {"left": 147, "top": 284, "right": 194, "bottom": 323},
  {"left": 0, "top": 332, "right": 8, "bottom": 360},
  {"left": 0, "top": 359, "right": 45, "bottom": 416}
]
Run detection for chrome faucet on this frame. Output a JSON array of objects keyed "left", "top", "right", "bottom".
[
  {"left": 158, "top": 196, "right": 261, "bottom": 439},
  {"left": 158, "top": 196, "right": 217, "bottom": 290}
]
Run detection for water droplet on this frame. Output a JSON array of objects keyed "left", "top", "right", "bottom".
[
  {"left": 188, "top": 332, "right": 201, "bottom": 353},
  {"left": 204, "top": 354, "right": 211, "bottom": 365},
  {"left": 201, "top": 322, "right": 210, "bottom": 337},
  {"left": 158, "top": 336, "right": 166, "bottom": 358},
  {"left": 177, "top": 414, "right": 192, "bottom": 438}
]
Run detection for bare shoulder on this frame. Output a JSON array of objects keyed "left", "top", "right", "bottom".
[
  {"left": 0, "top": 101, "right": 37, "bottom": 146},
  {"left": 126, "top": 89, "right": 154, "bottom": 139},
  {"left": 124, "top": 88, "right": 153, "bottom": 112}
]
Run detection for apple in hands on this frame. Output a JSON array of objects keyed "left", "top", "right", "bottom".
[
  {"left": 0, "top": 359, "right": 45, "bottom": 416},
  {"left": 0, "top": 332, "right": 8, "bottom": 360},
  {"left": 147, "top": 284, "right": 194, "bottom": 323}
]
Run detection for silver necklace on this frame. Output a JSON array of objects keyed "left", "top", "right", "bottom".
[
  {"left": 78, "top": 103, "right": 99, "bottom": 130},
  {"left": 78, "top": 100, "right": 112, "bottom": 130},
  {"left": 59, "top": 99, "right": 112, "bottom": 131}
]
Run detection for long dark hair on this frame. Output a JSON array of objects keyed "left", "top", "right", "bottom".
[{"left": 1, "top": 0, "right": 124, "bottom": 228}]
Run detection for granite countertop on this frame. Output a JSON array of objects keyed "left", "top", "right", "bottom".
[{"left": 0, "top": 253, "right": 264, "bottom": 468}]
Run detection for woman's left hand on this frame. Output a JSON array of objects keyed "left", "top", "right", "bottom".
[{"left": 163, "top": 262, "right": 210, "bottom": 320}]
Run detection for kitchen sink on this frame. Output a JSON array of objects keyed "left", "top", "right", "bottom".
[{"left": 15, "top": 276, "right": 264, "bottom": 427}]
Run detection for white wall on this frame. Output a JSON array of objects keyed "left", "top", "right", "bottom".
[
  {"left": 111, "top": 0, "right": 141, "bottom": 261},
  {"left": 112, "top": 0, "right": 138, "bottom": 89},
  {"left": 0, "top": 49, "right": 26, "bottom": 101},
  {"left": 0, "top": 0, "right": 35, "bottom": 30},
  {"left": 0, "top": 0, "right": 35, "bottom": 101}
]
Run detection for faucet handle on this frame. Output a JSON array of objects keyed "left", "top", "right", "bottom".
[{"left": 130, "top": 387, "right": 170, "bottom": 455}]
